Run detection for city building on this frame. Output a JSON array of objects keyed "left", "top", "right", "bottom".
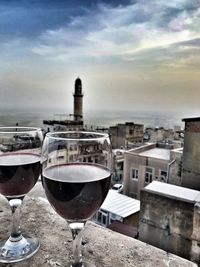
[
  {"left": 182, "top": 117, "right": 200, "bottom": 191},
  {"left": 43, "top": 77, "right": 84, "bottom": 133},
  {"left": 123, "top": 143, "right": 182, "bottom": 199},
  {"left": 93, "top": 189, "right": 140, "bottom": 228},
  {"left": 144, "top": 126, "right": 183, "bottom": 144},
  {"left": 168, "top": 147, "right": 183, "bottom": 186},
  {"left": 139, "top": 181, "right": 200, "bottom": 265},
  {"left": 144, "top": 127, "right": 171, "bottom": 142},
  {"left": 112, "top": 149, "right": 125, "bottom": 183},
  {"left": 44, "top": 140, "right": 110, "bottom": 167},
  {"left": 109, "top": 122, "right": 144, "bottom": 149}
]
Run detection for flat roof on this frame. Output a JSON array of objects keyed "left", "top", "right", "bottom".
[
  {"left": 139, "top": 148, "right": 170, "bottom": 160},
  {"left": 101, "top": 190, "right": 140, "bottom": 218},
  {"left": 182, "top": 117, "right": 200, "bottom": 122},
  {"left": 145, "top": 181, "right": 200, "bottom": 202}
]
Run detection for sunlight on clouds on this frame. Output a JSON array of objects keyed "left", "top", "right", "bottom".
[
  {"left": 1, "top": 0, "right": 200, "bottom": 113},
  {"left": 31, "top": 0, "right": 200, "bottom": 71},
  {"left": 165, "top": 54, "right": 200, "bottom": 69}
]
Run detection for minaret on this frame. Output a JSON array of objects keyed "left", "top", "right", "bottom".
[{"left": 73, "top": 77, "right": 83, "bottom": 122}]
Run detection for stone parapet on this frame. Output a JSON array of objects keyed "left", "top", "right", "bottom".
[{"left": 0, "top": 182, "right": 197, "bottom": 267}]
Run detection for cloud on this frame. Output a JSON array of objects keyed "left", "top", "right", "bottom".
[
  {"left": 30, "top": 0, "right": 200, "bottom": 71},
  {"left": 0, "top": 1, "right": 79, "bottom": 38}
]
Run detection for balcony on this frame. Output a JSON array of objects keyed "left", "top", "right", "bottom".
[{"left": 0, "top": 182, "right": 197, "bottom": 267}]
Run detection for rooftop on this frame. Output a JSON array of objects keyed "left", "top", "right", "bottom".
[
  {"left": 139, "top": 147, "right": 170, "bottom": 160},
  {"left": 182, "top": 117, "right": 200, "bottom": 122},
  {"left": 101, "top": 189, "right": 140, "bottom": 218},
  {"left": 0, "top": 182, "right": 197, "bottom": 267},
  {"left": 145, "top": 181, "right": 200, "bottom": 203}
]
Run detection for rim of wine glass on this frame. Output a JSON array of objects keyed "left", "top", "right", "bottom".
[
  {"left": 45, "top": 131, "right": 110, "bottom": 141},
  {"left": 0, "top": 126, "right": 42, "bottom": 134}
]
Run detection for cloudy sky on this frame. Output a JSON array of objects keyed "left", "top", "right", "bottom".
[{"left": 0, "top": 0, "right": 200, "bottom": 116}]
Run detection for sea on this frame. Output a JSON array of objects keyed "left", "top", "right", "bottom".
[{"left": 0, "top": 108, "right": 190, "bottom": 130}]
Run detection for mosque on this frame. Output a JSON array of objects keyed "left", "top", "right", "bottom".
[{"left": 43, "top": 77, "right": 84, "bottom": 132}]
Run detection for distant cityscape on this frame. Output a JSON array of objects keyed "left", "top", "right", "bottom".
[
  {"left": 1, "top": 78, "right": 199, "bottom": 266},
  {"left": 42, "top": 78, "right": 200, "bottom": 265}
]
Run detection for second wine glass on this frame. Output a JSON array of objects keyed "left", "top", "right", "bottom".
[
  {"left": 0, "top": 127, "right": 43, "bottom": 263},
  {"left": 42, "top": 131, "right": 112, "bottom": 267}
]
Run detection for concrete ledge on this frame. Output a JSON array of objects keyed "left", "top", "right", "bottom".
[{"left": 0, "top": 182, "right": 198, "bottom": 267}]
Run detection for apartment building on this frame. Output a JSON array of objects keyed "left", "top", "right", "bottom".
[
  {"left": 123, "top": 143, "right": 182, "bottom": 199},
  {"left": 93, "top": 189, "right": 140, "bottom": 228},
  {"left": 109, "top": 122, "right": 144, "bottom": 149}
]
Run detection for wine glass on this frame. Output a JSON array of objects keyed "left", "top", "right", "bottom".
[
  {"left": 0, "top": 127, "right": 43, "bottom": 263},
  {"left": 42, "top": 131, "right": 112, "bottom": 267}
]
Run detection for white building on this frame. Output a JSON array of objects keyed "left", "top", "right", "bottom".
[
  {"left": 123, "top": 143, "right": 182, "bottom": 200},
  {"left": 93, "top": 189, "right": 140, "bottom": 228}
]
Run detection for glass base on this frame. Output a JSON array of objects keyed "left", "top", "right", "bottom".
[
  {"left": 67, "top": 261, "right": 95, "bottom": 267},
  {"left": 0, "top": 234, "right": 40, "bottom": 263}
]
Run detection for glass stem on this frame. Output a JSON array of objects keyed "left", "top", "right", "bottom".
[
  {"left": 8, "top": 198, "right": 23, "bottom": 241},
  {"left": 68, "top": 222, "right": 85, "bottom": 267}
]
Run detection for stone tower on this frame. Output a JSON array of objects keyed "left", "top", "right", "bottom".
[{"left": 73, "top": 77, "right": 83, "bottom": 122}]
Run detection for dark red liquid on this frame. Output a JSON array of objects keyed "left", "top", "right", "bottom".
[
  {"left": 42, "top": 163, "right": 111, "bottom": 221},
  {"left": 0, "top": 153, "right": 41, "bottom": 198}
]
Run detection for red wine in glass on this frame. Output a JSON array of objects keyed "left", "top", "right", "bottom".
[
  {"left": 42, "top": 163, "right": 111, "bottom": 220},
  {"left": 0, "top": 153, "right": 41, "bottom": 198},
  {"left": 42, "top": 131, "right": 112, "bottom": 267},
  {"left": 0, "top": 127, "right": 43, "bottom": 263}
]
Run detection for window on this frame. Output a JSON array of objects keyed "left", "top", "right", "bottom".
[
  {"left": 97, "top": 211, "right": 102, "bottom": 222},
  {"left": 145, "top": 167, "right": 153, "bottom": 183},
  {"left": 131, "top": 168, "right": 139, "bottom": 180},
  {"left": 102, "top": 214, "right": 107, "bottom": 225},
  {"left": 96, "top": 210, "right": 108, "bottom": 226},
  {"left": 160, "top": 170, "right": 167, "bottom": 182},
  {"left": 57, "top": 155, "right": 64, "bottom": 160},
  {"left": 88, "top": 156, "right": 92, "bottom": 163}
]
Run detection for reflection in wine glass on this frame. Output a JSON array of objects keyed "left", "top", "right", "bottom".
[
  {"left": 0, "top": 127, "right": 43, "bottom": 263},
  {"left": 42, "top": 131, "right": 112, "bottom": 267}
]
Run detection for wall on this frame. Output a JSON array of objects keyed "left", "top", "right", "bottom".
[
  {"left": 124, "top": 212, "right": 140, "bottom": 228},
  {"left": 0, "top": 187, "right": 197, "bottom": 267},
  {"left": 191, "top": 202, "right": 200, "bottom": 263},
  {"left": 123, "top": 146, "right": 169, "bottom": 199},
  {"left": 169, "top": 148, "right": 183, "bottom": 186},
  {"left": 182, "top": 120, "right": 200, "bottom": 190},
  {"left": 139, "top": 189, "right": 199, "bottom": 264}
]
